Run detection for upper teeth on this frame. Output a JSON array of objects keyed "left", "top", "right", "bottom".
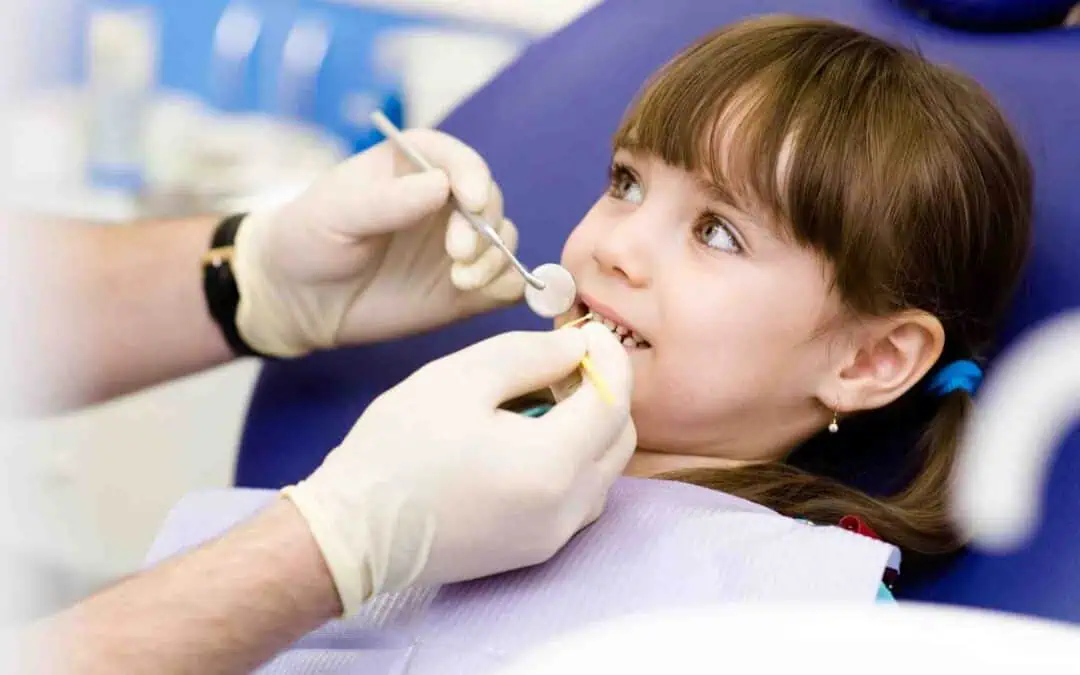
[{"left": 590, "top": 312, "right": 649, "bottom": 347}]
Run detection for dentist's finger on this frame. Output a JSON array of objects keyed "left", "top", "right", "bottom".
[
  {"left": 544, "top": 323, "right": 634, "bottom": 456},
  {"left": 446, "top": 182, "right": 504, "bottom": 263},
  {"left": 451, "top": 218, "right": 519, "bottom": 291},
  {"left": 399, "top": 129, "right": 493, "bottom": 212},
  {"left": 585, "top": 420, "right": 639, "bottom": 525},
  {"left": 309, "top": 169, "right": 452, "bottom": 239},
  {"left": 453, "top": 265, "right": 526, "bottom": 320},
  {"left": 594, "top": 419, "right": 638, "bottom": 489},
  {"left": 444, "top": 330, "right": 589, "bottom": 407}
]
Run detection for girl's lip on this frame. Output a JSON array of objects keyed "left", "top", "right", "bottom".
[{"left": 577, "top": 293, "right": 649, "bottom": 342}]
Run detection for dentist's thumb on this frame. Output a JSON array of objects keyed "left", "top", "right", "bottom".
[
  {"left": 579, "top": 321, "right": 635, "bottom": 411},
  {"left": 299, "top": 166, "right": 453, "bottom": 240},
  {"left": 545, "top": 322, "right": 635, "bottom": 441},
  {"left": 546, "top": 322, "right": 637, "bottom": 529},
  {"left": 440, "top": 329, "right": 590, "bottom": 407}
]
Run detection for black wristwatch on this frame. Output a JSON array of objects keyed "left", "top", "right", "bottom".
[{"left": 202, "top": 212, "right": 262, "bottom": 358}]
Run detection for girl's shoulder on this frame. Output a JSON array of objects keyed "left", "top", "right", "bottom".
[{"left": 796, "top": 517, "right": 899, "bottom": 604}]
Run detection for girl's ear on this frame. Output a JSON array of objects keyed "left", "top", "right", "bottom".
[{"left": 819, "top": 310, "right": 945, "bottom": 413}]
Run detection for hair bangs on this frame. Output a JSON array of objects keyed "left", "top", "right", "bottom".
[
  {"left": 609, "top": 16, "right": 926, "bottom": 263},
  {"left": 612, "top": 56, "right": 801, "bottom": 238}
]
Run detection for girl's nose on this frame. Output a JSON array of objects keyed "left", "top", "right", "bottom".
[{"left": 592, "top": 215, "right": 656, "bottom": 288}]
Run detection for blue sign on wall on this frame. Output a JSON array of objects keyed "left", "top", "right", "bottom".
[{"left": 74, "top": 0, "right": 528, "bottom": 154}]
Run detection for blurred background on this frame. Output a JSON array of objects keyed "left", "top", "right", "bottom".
[{"left": 3, "top": 0, "right": 600, "bottom": 615}]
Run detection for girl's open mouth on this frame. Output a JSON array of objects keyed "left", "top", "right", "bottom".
[{"left": 566, "top": 298, "right": 652, "bottom": 349}]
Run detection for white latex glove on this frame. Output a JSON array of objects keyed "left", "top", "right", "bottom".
[
  {"left": 232, "top": 129, "right": 525, "bottom": 357},
  {"left": 282, "top": 323, "right": 635, "bottom": 616}
]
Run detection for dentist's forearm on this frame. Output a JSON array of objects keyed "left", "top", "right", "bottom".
[
  {"left": 18, "top": 216, "right": 235, "bottom": 412},
  {"left": 35, "top": 498, "right": 341, "bottom": 675}
]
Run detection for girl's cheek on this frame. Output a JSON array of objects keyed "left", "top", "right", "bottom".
[{"left": 561, "top": 227, "right": 593, "bottom": 269}]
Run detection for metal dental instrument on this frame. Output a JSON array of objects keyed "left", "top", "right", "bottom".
[
  {"left": 370, "top": 110, "right": 539, "bottom": 286},
  {"left": 369, "top": 111, "right": 577, "bottom": 319}
]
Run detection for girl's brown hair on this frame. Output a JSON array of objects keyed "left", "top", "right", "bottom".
[{"left": 614, "top": 16, "right": 1032, "bottom": 558}]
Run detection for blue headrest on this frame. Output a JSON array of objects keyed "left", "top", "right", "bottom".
[
  {"left": 907, "top": 0, "right": 1077, "bottom": 30},
  {"left": 236, "top": 0, "right": 1080, "bottom": 622}
]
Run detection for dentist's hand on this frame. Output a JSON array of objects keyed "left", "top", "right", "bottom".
[
  {"left": 282, "top": 323, "right": 635, "bottom": 616},
  {"left": 232, "top": 129, "right": 525, "bottom": 358}
]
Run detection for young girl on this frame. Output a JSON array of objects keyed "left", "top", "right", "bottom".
[{"left": 529, "top": 13, "right": 1032, "bottom": 566}]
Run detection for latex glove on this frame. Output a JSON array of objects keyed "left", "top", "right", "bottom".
[
  {"left": 282, "top": 323, "right": 635, "bottom": 616},
  {"left": 232, "top": 129, "right": 525, "bottom": 357}
]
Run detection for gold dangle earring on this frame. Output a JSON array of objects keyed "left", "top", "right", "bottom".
[{"left": 828, "top": 410, "right": 840, "bottom": 434}]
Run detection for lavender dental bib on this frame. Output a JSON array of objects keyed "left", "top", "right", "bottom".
[{"left": 146, "top": 478, "right": 899, "bottom": 674}]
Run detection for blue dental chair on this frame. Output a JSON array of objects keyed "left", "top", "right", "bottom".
[{"left": 234, "top": 0, "right": 1080, "bottom": 624}]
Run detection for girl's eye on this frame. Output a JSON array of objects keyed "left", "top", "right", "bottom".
[
  {"left": 693, "top": 216, "right": 743, "bottom": 254},
  {"left": 608, "top": 164, "right": 644, "bottom": 205}
]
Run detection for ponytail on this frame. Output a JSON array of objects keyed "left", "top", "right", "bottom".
[{"left": 659, "top": 388, "right": 973, "bottom": 559}]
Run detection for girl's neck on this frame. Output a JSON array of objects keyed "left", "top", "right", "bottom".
[{"left": 624, "top": 450, "right": 752, "bottom": 478}]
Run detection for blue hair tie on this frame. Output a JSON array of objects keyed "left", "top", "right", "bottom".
[{"left": 927, "top": 359, "right": 983, "bottom": 396}]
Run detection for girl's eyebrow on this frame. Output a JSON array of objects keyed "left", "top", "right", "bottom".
[
  {"left": 699, "top": 176, "right": 738, "bottom": 208},
  {"left": 618, "top": 147, "right": 787, "bottom": 244},
  {"left": 697, "top": 175, "right": 787, "bottom": 244}
]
